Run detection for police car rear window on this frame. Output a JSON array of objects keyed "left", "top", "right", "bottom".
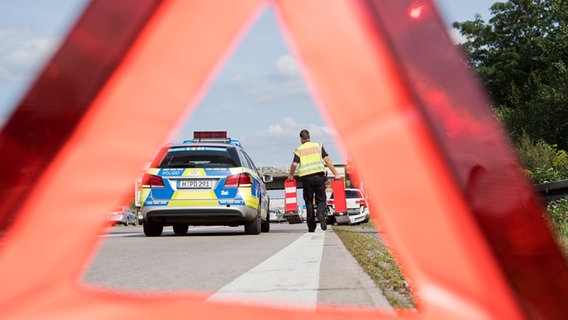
[{"left": 158, "top": 147, "right": 240, "bottom": 168}]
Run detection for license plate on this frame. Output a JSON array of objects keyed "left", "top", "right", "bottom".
[{"left": 178, "top": 179, "right": 213, "bottom": 189}]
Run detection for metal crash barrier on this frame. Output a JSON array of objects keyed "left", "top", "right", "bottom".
[
  {"left": 0, "top": 0, "right": 566, "bottom": 319},
  {"left": 537, "top": 179, "right": 568, "bottom": 203}
]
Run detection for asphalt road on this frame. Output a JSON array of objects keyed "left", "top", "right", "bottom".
[{"left": 82, "top": 223, "right": 393, "bottom": 312}]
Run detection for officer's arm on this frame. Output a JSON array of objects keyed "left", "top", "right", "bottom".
[
  {"left": 287, "top": 162, "right": 298, "bottom": 181},
  {"left": 323, "top": 156, "right": 340, "bottom": 178}
]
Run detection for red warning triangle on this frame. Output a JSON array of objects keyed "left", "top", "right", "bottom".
[{"left": 0, "top": 0, "right": 566, "bottom": 319}]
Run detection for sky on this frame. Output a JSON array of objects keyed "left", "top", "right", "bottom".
[{"left": 0, "top": 0, "right": 497, "bottom": 169}]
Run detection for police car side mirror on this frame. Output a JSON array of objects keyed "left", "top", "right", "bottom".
[{"left": 263, "top": 175, "right": 273, "bottom": 183}]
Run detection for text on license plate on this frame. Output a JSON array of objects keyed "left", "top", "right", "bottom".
[{"left": 178, "top": 180, "right": 213, "bottom": 189}]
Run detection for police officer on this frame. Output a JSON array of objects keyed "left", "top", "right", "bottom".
[{"left": 287, "top": 129, "right": 340, "bottom": 232}]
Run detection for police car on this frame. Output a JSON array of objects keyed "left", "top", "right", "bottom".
[{"left": 139, "top": 131, "right": 272, "bottom": 236}]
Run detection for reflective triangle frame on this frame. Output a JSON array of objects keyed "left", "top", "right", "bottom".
[{"left": 0, "top": 0, "right": 566, "bottom": 319}]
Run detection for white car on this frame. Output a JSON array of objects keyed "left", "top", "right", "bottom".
[
  {"left": 269, "top": 210, "right": 286, "bottom": 223},
  {"left": 136, "top": 207, "right": 143, "bottom": 225},
  {"left": 107, "top": 206, "right": 137, "bottom": 226},
  {"left": 327, "top": 188, "right": 370, "bottom": 225}
]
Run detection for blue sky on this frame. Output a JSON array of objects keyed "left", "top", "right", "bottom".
[{"left": 0, "top": 0, "right": 497, "bottom": 168}]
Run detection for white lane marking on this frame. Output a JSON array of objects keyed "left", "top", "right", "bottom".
[{"left": 206, "top": 230, "right": 325, "bottom": 310}]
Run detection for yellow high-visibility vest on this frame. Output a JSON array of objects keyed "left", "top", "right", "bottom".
[{"left": 294, "top": 142, "right": 325, "bottom": 177}]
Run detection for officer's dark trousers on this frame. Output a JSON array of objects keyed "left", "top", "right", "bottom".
[{"left": 301, "top": 173, "right": 327, "bottom": 232}]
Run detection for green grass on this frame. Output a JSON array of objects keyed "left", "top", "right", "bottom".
[
  {"left": 333, "top": 218, "right": 568, "bottom": 310},
  {"left": 332, "top": 222, "right": 415, "bottom": 308}
]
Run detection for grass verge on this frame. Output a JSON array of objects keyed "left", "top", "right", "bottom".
[
  {"left": 333, "top": 219, "right": 567, "bottom": 310},
  {"left": 332, "top": 222, "right": 415, "bottom": 308}
]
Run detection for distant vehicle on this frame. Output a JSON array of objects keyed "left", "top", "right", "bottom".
[
  {"left": 107, "top": 206, "right": 136, "bottom": 226},
  {"left": 139, "top": 131, "right": 273, "bottom": 236},
  {"left": 298, "top": 206, "right": 306, "bottom": 222},
  {"left": 269, "top": 210, "right": 285, "bottom": 223},
  {"left": 136, "top": 208, "right": 143, "bottom": 225},
  {"left": 327, "top": 188, "right": 370, "bottom": 225}
]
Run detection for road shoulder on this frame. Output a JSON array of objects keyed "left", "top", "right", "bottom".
[{"left": 319, "top": 229, "right": 393, "bottom": 311}]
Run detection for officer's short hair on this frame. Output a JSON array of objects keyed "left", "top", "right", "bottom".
[{"left": 299, "top": 129, "right": 310, "bottom": 140}]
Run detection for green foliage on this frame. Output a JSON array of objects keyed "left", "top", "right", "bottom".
[
  {"left": 453, "top": 0, "right": 568, "bottom": 150},
  {"left": 516, "top": 132, "right": 568, "bottom": 183},
  {"left": 546, "top": 197, "right": 568, "bottom": 250},
  {"left": 454, "top": 1, "right": 568, "bottom": 253}
]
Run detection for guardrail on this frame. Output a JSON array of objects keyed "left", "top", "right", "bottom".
[{"left": 536, "top": 179, "right": 568, "bottom": 203}]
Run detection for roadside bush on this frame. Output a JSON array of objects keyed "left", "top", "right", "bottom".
[
  {"left": 511, "top": 133, "right": 568, "bottom": 253},
  {"left": 547, "top": 197, "right": 568, "bottom": 239},
  {"left": 516, "top": 132, "right": 568, "bottom": 184}
]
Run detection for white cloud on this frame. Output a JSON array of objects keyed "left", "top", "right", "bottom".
[
  {"left": 251, "top": 78, "right": 308, "bottom": 103},
  {"left": 283, "top": 116, "right": 300, "bottom": 128},
  {"left": 221, "top": 54, "right": 308, "bottom": 104},
  {"left": 226, "top": 74, "right": 246, "bottom": 86},
  {"left": 304, "top": 124, "right": 337, "bottom": 137},
  {"left": 273, "top": 54, "right": 299, "bottom": 78},
  {"left": 240, "top": 115, "right": 345, "bottom": 168},
  {"left": 448, "top": 28, "right": 466, "bottom": 44},
  {"left": 0, "top": 65, "right": 13, "bottom": 81},
  {"left": 258, "top": 116, "right": 301, "bottom": 138},
  {"left": 0, "top": 27, "right": 58, "bottom": 82},
  {"left": 265, "top": 123, "right": 284, "bottom": 135}
]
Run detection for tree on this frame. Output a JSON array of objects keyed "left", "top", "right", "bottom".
[{"left": 452, "top": 0, "right": 568, "bottom": 150}]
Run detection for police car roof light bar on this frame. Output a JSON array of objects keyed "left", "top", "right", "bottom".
[{"left": 191, "top": 131, "right": 230, "bottom": 143}]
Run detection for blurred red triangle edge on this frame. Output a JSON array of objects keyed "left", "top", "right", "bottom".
[{"left": 0, "top": 0, "right": 566, "bottom": 319}]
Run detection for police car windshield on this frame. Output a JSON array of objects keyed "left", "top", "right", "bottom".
[{"left": 158, "top": 147, "right": 240, "bottom": 168}]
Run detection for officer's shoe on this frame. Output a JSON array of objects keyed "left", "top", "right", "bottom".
[{"left": 320, "top": 218, "right": 327, "bottom": 231}]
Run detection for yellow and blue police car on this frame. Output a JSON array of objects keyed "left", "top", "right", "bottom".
[{"left": 139, "top": 132, "right": 272, "bottom": 236}]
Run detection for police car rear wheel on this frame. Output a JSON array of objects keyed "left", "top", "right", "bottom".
[
  {"left": 261, "top": 217, "right": 270, "bottom": 232},
  {"left": 261, "top": 210, "right": 270, "bottom": 232},
  {"left": 245, "top": 214, "right": 261, "bottom": 235},
  {"left": 173, "top": 224, "right": 189, "bottom": 235},
  {"left": 143, "top": 220, "right": 163, "bottom": 237}
]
